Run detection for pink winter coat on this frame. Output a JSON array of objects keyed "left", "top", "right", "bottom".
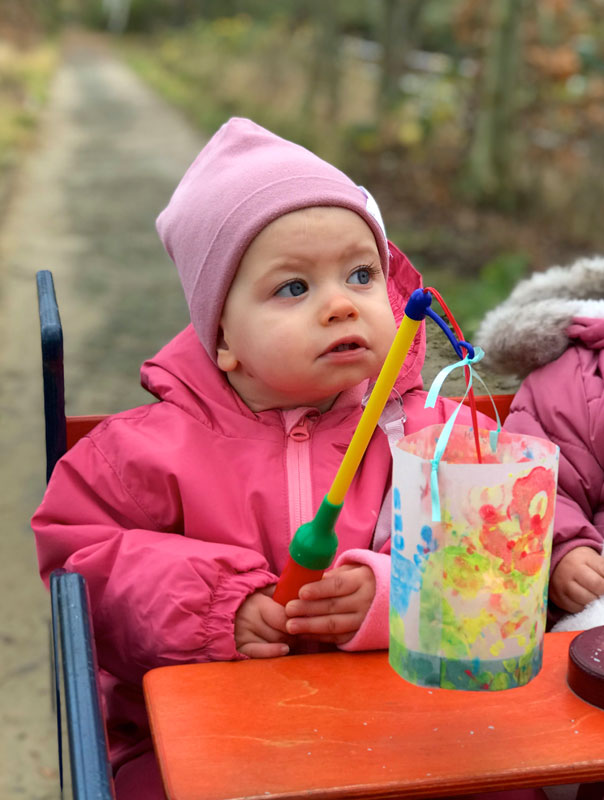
[
  {"left": 476, "top": 257, "right": 604, "bottom": 625},
  {"left": 32, "top": 245, "right": 483, "bottom": 770},
  {"left": 506, "top": 323, "right": 604, "bottom": 580}
]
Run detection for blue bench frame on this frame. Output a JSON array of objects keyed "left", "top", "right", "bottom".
[
  {"left": 36, "top": 270, "right": 67, "bottom": 482},
  {"left": 50, "top": 570, "right": 114, "bottom": 799},
  {"left": 37, "top": 270, "right": 115, "bottom": 799}
]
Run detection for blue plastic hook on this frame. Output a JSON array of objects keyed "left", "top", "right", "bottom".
[{"left": 424, "top": 305, "right": 475, "bottom": 360}]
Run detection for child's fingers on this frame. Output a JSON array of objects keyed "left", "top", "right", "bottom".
[
  {"left": 566, "top": 559, "right": 604, "bottom": 607},
  {"left": 247, "top": 597, "right": 291, "bottom": 641},
  {"left": 235, "top": 617, "right": 287, "bottom": 648},
  {"left": 256, "top": 619, "right": 290, "bottom": 642},
  {"left": 260, "top": 599, "right": 290, "bottom": 634},
  {"left": 566, "top": 580, "right": 600, "bottom": 611},
  {"left": 234, "top": 590, "right": 290, "bottom": 652},
  {"left": 285, "top": 611, "right": 361, "bottom": 636},
  {"left": 550, "top": 550, "right": 604, "bottom": 612},
  {"left": 575, "top": 547, "right": 604, "bottom": 578},
  {"left": 295, "top": 632, "right": 354, "bottom": 645},
  {"left": 284, "top": 565, "right": 374, "bottom": 640},
  {"left": 549, "top": 579, "right": 583, "bottom": 613},
  {"left": 285, "top": 594, "right": 358, "bottom": 618},
  {"left": 298, "top": 568, "right": 360, "bottom": 601},
  {"left": 578, "top": 564, "right": 604, "bottom": 597},
  {"left": 237, "top": 641, "right": 290, "bottom": 659}
]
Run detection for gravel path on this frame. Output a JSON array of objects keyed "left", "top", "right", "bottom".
[
  {"left": 0, "top": 32, "right": 202, "bottom": 798},
  {"left": 0, "top": 31, "right": 522, "bottom": 800}
]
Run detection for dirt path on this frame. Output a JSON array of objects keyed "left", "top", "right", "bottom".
[
  {"left": 0, "top": 31, "right": 203, "bottom": 798},
  {"left": 0, "top": 31, "right": 522, "bottom": 800}
]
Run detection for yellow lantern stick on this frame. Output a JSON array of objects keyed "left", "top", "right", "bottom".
[
  {"left": 273, "top": 289, "right": 432, "bottom": 605},
  {"left": 327, "top": 312, "right": 422, "bottom": 504}
]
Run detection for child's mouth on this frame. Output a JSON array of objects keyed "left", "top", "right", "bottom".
[
  {"left": 332, "top": 342, "right": 360, "bottom": 352},
  {"left": 322, "top": 338, "right": 368, "bottom": 359}
]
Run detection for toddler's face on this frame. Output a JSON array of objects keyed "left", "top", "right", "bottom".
[{"left": 217, "top": 206, "right": 397, "bottom": 412}]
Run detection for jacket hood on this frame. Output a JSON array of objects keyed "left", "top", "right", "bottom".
[
  {"left": 475, "top": 256, "right": 604, "bottom": 378},
  {"left": 140, "top": 242, "right": 425, "bottom": 423}
]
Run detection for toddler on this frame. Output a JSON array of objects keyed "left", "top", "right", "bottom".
[
  {"left": 476, "top": 256, "right": 604, "bottom": 630},
  {"left": 33, "top": 118, "right": 514, "bottom": 799}
]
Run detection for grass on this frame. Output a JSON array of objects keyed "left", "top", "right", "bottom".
[
  {"left": 406, "top": 250, "right": 529, "bottom": 339},
  {"left": 0, "top": 39, "right": 58, "bottom": 175}
]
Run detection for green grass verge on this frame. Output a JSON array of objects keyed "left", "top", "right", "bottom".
[{"left": 0, "top": 40, "right": 58, "bottom": 173}]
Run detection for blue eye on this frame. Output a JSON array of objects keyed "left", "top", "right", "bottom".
[
  {"left": 348, "top": 267, "right": 372, "bottom": 285},
  {"left": 275, "top": 280, "right": 307, "bottom": 298}
]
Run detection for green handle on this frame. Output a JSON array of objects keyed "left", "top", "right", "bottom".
[{"left": 288, "top": 496, "right": 342, "bottom": 570}]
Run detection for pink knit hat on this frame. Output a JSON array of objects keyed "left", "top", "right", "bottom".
[{"left": 156, "top": 118, "right": 389, "bottom": 361}]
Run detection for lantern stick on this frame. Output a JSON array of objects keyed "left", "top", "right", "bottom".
[{"left": 273, "top": 289, "right": 431, "bottom": 605}]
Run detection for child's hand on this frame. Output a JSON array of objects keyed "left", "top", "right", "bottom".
[
  {"left": 284, "top": 564, "right": 376, "bottom": 645},
  {"left": 235, "top": 586, "right": 292, "bottom": 659},
  {"left": 550, "top": 546, "right": 604, "bottom": 613}
]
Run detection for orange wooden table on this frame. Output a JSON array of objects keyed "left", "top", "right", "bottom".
[{"left": 143, "top": 631, "right": 604, "bottom": 800}]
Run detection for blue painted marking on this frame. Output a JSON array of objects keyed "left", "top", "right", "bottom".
[
  {"left": 393, "top": 487, "right": 401, "bottom": 510},
  {"left": 390, "top": 524, "right": 437, "bottom": 616}
]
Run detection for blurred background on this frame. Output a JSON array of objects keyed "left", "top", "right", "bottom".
[
  {"left": 2, "top": 0, "right": 604, "bottom": 336},
  {"left": 0, "top": 2, "right": 602, "bottom": 797}
]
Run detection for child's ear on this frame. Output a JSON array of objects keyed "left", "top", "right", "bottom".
[{"left": 216, "top": 327, "right": 238, "bottom": 372}]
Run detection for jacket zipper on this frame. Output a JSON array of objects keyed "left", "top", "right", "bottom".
[{"left": 285, "top": 414, "right": 316, "bottom": 540}]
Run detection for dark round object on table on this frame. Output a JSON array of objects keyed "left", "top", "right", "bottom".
[{"left": 567, "top": 626, "right": 604, "bottom": 709}]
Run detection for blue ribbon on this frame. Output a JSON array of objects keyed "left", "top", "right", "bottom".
[{"left": 424, "top": 347, "right": 501, "bottom": 522}]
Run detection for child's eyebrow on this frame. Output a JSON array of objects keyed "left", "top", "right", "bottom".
[
  {"left": 260, "top": 254, "right": 318, "bottom": 276},
  {"left": 276, "top": 242, "right": 378, "bottom": 266},
  {"left": 251, "top": 262, "right": 305, "bottom": 291},
  {"left": 342, "top": 243, "right": 379, "bottom": 259},
  {"left": 256, "top": 241, "right": 380, "bottom": 285}
]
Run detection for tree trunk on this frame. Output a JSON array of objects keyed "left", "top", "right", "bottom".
[
  {"left": 377, "top": 0, "right": 423, "bottom": 116},
  {"left": 302, "top": 0, "right": 341, "bottom": 125},
  {"left": 465, "top": 0, "right": 525, "bottom": 207}
]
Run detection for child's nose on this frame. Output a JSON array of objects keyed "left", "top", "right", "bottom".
[{"left": 321, "top": 292, "right": 360, "bottom": 324}]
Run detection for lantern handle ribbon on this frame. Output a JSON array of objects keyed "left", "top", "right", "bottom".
[{"left": 424, "top": 348, "right": 501, "bottom": 522}]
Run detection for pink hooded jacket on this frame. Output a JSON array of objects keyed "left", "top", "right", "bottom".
[
  {"left": 32, "top": 242, "right": 481, "bottom": 769},
  {"left": 476, "top": 256, "right": 604, "bottom": 624}
]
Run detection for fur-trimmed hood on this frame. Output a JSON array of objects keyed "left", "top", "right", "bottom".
[{"left": 476, "top": 256, "right": 604, "bottom": 378}]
